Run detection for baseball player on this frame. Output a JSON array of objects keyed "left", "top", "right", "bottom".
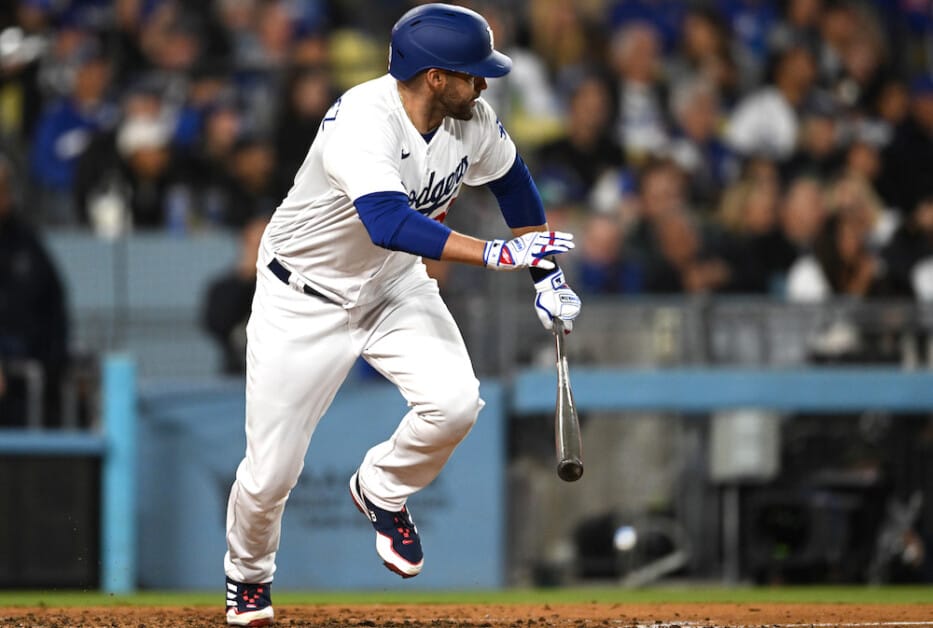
[{"left": 224, "top": 4, "right": 582, "bottom": 625}]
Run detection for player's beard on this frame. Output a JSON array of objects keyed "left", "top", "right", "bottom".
[{"left": 439, "top": 83, "right": 476, "bottom": 121}]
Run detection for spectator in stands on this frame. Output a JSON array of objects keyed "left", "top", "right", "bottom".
[
  {"left": 239, "top": 0, "right": 295, "bottom": 70},
  {"left": 202, "top": 214, "right": 268, "bottom": 375},
  {"left": 76, "top": 111, "right": 184, "bottom": 232},
  {"left": 526, "top": 0, "right": 595, "bottom": 88},
  {"left": 715, "top": 174, "right": 782, "bottom": 292},
  {"left": 230, "top": 0, "right": 298, "bottom": 134},
  {"left": 0, "top": 155, "right": 68, "bottom": 427},
  {"left": 117, "top": 113, "right": 185, "bottom": 229},
  {"left": 0, "top": 0, "right": 50, "bottom": 143},
  {"left": 843, "top": 137, "right": 883, "bottom": 186},
  {"left": 173, "top": 64, "right": 236, "bottom": 150},
  {"left": 739, "top": 153, "right": 782, "bottom": 187},
  {"left": 198, "top": 97, "right": 242, "bottom": 155},
  {"left": 666, "top": 7, "right": 739, "bottom": 105},
  {"left": 29, "top": 38, "right": 117, "bottom": 225},
  {"left": 534, "top": 74, "right": 624, "bottom": 214},
  {"left": 574, "top": 212, "right": 643, "bottom": 295},
  {"left": 139, "top": 4, "right": 203, "bottom": 76},
  {"left": 609, "top": 21, "right": 669, "bottom": 163},
  {"left": 666, "top": 77, "right": 737, "bottom": 212},
  {"left": 827, "top": 3, "right": 891, "bottom": 114},
  {"left": 855, "top": 78, "right": 910, "bottom": 150},
  {"left": 781, "top": 96, "right": 844, "bottom": 182},
  {"left": 877, "top": 78, "right": 911, "bottom": 129},
  {"left": 223, "top": 134, "right": 278, "bottom": 228},
  {"left": 607, "top": 0, "right": 686, "bottom": 54},
  {"left": 74, "top": 75, "right": 166, "bottom": 233},
  {"left": 786, "top": 208, "right": 891, "bottom": 301},
  {"left": 877, "top": 75, "right": 933, "bottom": 217},
  {"left": 104, "top": 0, "right": 154, "bottom": 87},
  {"left": 641, "top": 207, "right": 733, "bottom": 294},
  {"left": 33, "top": 8, "right": 95, "bottom": 102},
  {"left": 715, "top": 171, "right": 826, "bottom": 296},
  {"left": 216, "top": 0, "right": 259, "bottom": 67},
  {"left": 726, "top": 44, "right": 817, "bottom": 162},
  {"left": 815, "top": 0, "right": 858, "bottom": 90},
  {"left": 774, "top": 175, "right": 829, "bottom": 271},
  {"left": 717, "top": 0, "right": 780, "bottom": 88},
  {"left": 718, "top": 175, "right": 781, "bottom": 240},
  {"left": 289, "top": 27, "right": 330, "bottom": 69},
  {"left": 882, "top": 195, "right": 933, "bottom": 299},
  {"left": 181, "top": 96, "right": 243, "bottom": 227},
  {"left": 272, "top": 65, "right": 337, "bottom": 195},
  {"left": 623, "top": 157, "right": 688, "bottom": 258},
  {"left": 831, "top": 172, "right": 898, "bottom": 247},
  {"left": 770, "top": 0, "right": 824, "bottom": 58}
]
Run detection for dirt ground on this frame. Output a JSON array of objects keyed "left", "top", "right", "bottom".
[{"left": 1, "top": 602, "right": 932, "bottom": 628}]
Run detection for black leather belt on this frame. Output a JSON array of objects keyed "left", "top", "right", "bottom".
[{"left": 267, "top": 258, "right": 327, "bottom": 299}]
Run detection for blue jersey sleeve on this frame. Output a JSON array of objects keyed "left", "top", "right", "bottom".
[
  {"left": 354, "top": 191, "right": 452, "bottom": 260},
  {"left": 486, "top": 154, "right": 547, "bottom": 229}
]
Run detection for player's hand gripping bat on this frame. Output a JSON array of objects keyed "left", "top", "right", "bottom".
[{"left": 552, "top": 318, "right": 583, "bottom": 482}]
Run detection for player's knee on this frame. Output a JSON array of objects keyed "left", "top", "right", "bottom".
[
  {"left": 238, "top": 467, "right": 298, "bottom": 507},
  {"left": 435, "top": 383, "right": 484, "bottom": 439}
]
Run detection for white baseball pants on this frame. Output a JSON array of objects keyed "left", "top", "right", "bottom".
[{"left": 224, "top": 261, "right": 484, "bottom": 584}]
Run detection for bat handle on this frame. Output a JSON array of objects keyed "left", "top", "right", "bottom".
[{"left": 552, "top": 317, "right": 565, "bottom": 337}]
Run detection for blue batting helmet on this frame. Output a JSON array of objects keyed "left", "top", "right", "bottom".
[{"left": 389, "top": 3, "right": 512, "bottom": 81}]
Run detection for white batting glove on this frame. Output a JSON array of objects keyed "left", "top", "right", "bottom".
[
  {"left": 534, "top": 268, "right": 582, "bottom": 332},
  {"left": 483, "top": 231, "right": 574, "bottom": 271}
]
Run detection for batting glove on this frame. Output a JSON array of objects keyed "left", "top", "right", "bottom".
[
  {"left": 483, "top": 231, "right": 574, "bottom": 271},
  {"left": 534, "top": 268, "right": 582, "bottom": 332}
]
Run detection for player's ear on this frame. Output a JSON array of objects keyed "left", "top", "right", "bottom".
[{"left": 425, "top": 68, "right": 445, "bottom": 89}]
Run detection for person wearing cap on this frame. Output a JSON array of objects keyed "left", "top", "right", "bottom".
[
  {"left": 222, "top": 5, "right": 581, "bottom": 626},
  {"left": 725, "top": 44, "right": 817, "bottom": 162},
  {"left": 76, "top": 113, "right": 181, "bottom": 233}
]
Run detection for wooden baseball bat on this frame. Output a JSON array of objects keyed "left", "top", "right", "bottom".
[{"left": 552, "top": 318, "right": 583, "bottom": 482}]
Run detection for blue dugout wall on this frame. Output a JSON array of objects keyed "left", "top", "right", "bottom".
[{"left": 136, "top": 377, "right": 506, "bottom": 591}]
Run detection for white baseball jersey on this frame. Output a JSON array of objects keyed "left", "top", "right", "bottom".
[{"left": 264, "top": 73, "right": 517, "bottom": 307}]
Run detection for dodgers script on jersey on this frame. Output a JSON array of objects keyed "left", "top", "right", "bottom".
[{"left": 263, "top": 73, "right": 517, "bottom": 306}]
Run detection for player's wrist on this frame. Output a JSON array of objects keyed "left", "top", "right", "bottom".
[
  {"left": 530, "top": 262, "right": 562, "bottom": 290},
  {"left": 482, "top": 239, "right": 505, "bottom": 268}
]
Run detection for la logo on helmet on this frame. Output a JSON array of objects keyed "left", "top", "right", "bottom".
[{"left": 486, "top": 25, "right": 494, "bottom": 52}]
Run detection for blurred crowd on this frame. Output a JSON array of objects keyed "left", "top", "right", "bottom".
[{"left": 0, "top": 0, "right": 933, "bottom": 305}]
